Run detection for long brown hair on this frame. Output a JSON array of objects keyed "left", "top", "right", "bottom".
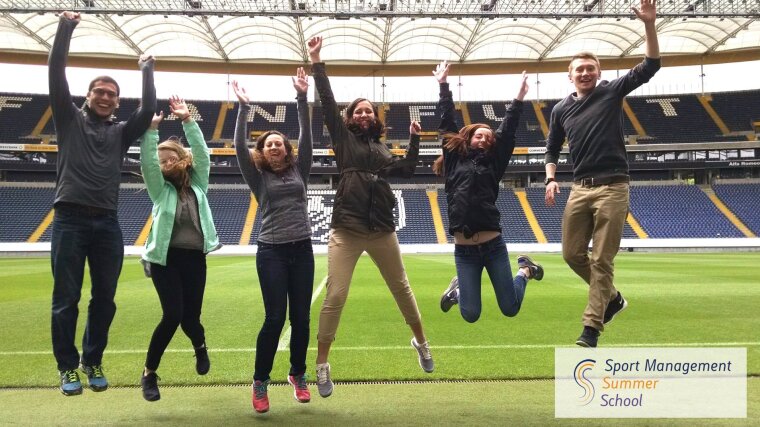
[
  {"left": 251, "top": 130, "right": 294, "bottom": 173},
  {"left": 432, "top": 123, "right": 493, "bottom": 176},
  {"left": 158, "top": 139, "right": 193, "bottom": 195},
  {"left": 344, "top": 98, "right": 385, "bottom": 138}
]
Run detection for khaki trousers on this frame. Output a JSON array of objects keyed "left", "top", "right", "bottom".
[
  {"left": 317, "top": 228, "right": 422, "bottom": 343},
  {"left": 562, "top": 183, "right": 629, "bottom": 331}
]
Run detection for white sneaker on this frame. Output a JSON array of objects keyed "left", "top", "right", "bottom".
[
  {"left": 315, "top": 362, "right": 333, "bottom": 398},
  {"left": 411, "top": 338, "right": 434, "bottom": 373}
]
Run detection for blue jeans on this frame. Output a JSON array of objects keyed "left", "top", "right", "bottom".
[
  {"left": 50, "top": 205, "right": 124, "bottom": 371},
  {"left": 454, "top": 236, "right": 527, "bottom": 323},
  {"left": 254, "top": 239, "right": 315, "bottom": 381}
]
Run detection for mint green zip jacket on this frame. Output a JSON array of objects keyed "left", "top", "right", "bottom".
[{"left": 140, "top": 120, "right": 220, "bottom": 266}]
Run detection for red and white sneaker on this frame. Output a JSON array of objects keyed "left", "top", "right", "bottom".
[
  {"left": 287, "top": 374, "right": 311, "bottom": 403},
  {"left": 251, "top": 379, "right": 270, "bottom": 413}
]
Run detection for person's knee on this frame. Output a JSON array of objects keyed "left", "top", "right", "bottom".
[
  {"left": 500, "top": 306, "right": 520, "bottom": 318},
  {"left": 263, "top": 312, "right": 287, "bottom": 330},
  {"left": 461, "top": 308, "right": 481, "bottom": 323}
]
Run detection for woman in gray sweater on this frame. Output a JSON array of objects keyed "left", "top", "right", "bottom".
[{"left": 232, "top": 68, "right": 313, "bottom": 414}]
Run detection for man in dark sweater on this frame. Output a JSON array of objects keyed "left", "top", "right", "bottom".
[
  {"left": 544, "top": 0, "right": 660, "bottom": 348},
  {"left": 49, "top": 10, "right": 156, "bottom": 396}
]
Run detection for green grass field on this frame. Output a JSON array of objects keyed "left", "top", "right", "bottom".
[{"left": 1, "top": 252, "right": 759, "bottom": 425}]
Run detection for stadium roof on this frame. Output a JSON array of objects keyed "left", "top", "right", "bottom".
[{"left": 1, "top": 0, "right": 758, "bottom": 75}]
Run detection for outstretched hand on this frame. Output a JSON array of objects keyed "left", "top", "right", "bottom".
[
  {"left": 433, "top": 60, "right": 450, "bottom": 84},
  {"left": 308, "top": 36, "right": 322, "bottom": 63},
  {"left": 60, "top": 11, "right": 81, "bottom": 23},
  {"left": 138, "top": 54, "right": 155, "bottom": 69},
  {"left": 633, "top": 0, "right": 656, "bottom": 23},
  {"left": 169, "top": 95, "right": 190, "bottom": 121},
  {"left": 232, "top": 80, "right": 250, "bottom": 104},
  {"left": 516, "top": 71, "right": 529, "bottom": 101},
  {"left": 292, "top": 67, "right": 309, "bottom": 94},
  {"left": 150, "top": 111, "right": 164, "bottom": 130},
  {"left": 410, "top": 121, "right": 421, "bottom": 135}
]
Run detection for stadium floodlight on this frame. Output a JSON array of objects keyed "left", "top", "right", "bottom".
[{"left": 186, "top": 0, "right": 202, "bottom": 9}]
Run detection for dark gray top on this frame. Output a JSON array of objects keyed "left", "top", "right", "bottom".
[
  {"left": 169, "top": 189, "right": 204, "bottom": 250},
  {"left": 545, "top": 57, "right": 661, "bottom": 180},
  {"left": 48, "top": 17, "right": 156, "bottom": 211},
  {"left": 234, "top": 94, "right": 313, "bottom": 244}
]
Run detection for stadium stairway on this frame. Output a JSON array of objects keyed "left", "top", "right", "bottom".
[{"left": 700, "top": 186, "right": 756, "bottom": 237}]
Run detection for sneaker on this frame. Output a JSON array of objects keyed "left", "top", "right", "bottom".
[
  {"left": 315, "top": 363, "right": 334, "bottom": 398},
  {"left": 440, "top": 276, "right": 459, "bottom": 313},
  {"left": 603, "top": 292, "right": 628, "bottom": 325},
  {"left": 194, "top": 344, "right": 210, "bottom": 375},
  {"left": 59, "top": 369, "right": 83, "bottom": 396},
  {"left": 80, "top": 364, "right": 108, "bottom": 392},
  {"left": 575, "top": 326, "right": 600, "bottom": 348},
  {"left": 141, "top": 372, "right": 161, "bottom": 402},
  {"left": 251, "top": 379, "right": 270, "bottom": 413},
  {"left": 517, "top": 255, "right": 544, "bottom": 281},
  {"left": 411, "top": 338, "right": 434, "bottom": 373},
  {"left": 287, "top": 374, "right": 311, "bottom": 403}
]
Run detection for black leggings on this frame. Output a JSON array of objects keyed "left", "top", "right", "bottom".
[{"left": 145, "top": 248, "right": 207, "bottom": 371}]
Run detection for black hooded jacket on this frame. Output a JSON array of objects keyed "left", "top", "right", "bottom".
[{"left": 438, "top": 83, "right": 522, "bottom": 238}]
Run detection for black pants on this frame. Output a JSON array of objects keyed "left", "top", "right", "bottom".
[
  {"left": 254, "top": 239, "right": 314, "bottom": 381},
  {"left": 145, "top": 248, "right": 207, "bottom": 371}
]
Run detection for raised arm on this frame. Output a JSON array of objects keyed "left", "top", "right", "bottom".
[
  {"left": 48, "top": 11, "right": 80, "bottom": 133},
  {"left": 231, "top": 80, "right": 262, "bottom": 193},
  {"left": 293, "top": 67, "right": 313, "bottom": 184},
  {"left": 140, "top": 112, "right": 167, "bottom": 202},
  {"left": 434, "top": 61, "right": 459, "bottom": 136},
  {"left": 122, "top": 54, "right": 157, "bottom": 149},
  {"left": 170, "top": 96, "right": 209, "bottom": 192},
  {"left": 493, "top": 71, "right": 528, "bottom": 171},
  {"left": 634, "top": 0, "right": 659, "bottom": 59},
  {"left": 308, "top": 36, "right": 348, "bottom": 146}
]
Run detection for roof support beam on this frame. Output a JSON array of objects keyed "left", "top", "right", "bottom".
[
  {"left": 705, "top": 17, "right": 757, "bottom": 54},
  {"left": 100, "top": 15, "right": 143, "bottom": 55},
  {"left": 200, "top": 16, "right": 229, "bottom": 61},
  {"left": 1, "top": 13, "right": 50, "bottom": 50}
]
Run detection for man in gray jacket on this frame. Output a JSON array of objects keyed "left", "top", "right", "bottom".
[{"left": 49, "top": 10, "right": 156, "bottom": 396}]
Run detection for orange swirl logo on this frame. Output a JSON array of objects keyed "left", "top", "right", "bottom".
[{"left": 574, "top": 358, "right": 596, "bottom": 406}]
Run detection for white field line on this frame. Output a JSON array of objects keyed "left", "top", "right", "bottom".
[
  {"left": 2, "top": 342, "right": 759, "bottom": 357},
  {"left": 275, "top": 275, "right": 328, "bottom": 351}
]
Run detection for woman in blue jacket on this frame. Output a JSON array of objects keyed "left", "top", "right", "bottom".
[
  {"left": 139, "top": 95, "right": 220, "bottom": 401},
  {"left": 432, "top": 61, "right": 544, "bottom": 323}
]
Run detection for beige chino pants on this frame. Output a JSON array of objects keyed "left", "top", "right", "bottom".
[
  {"left": 562, "top": 182, "right": 630, "bottom": 331},
  {"left": 317, "top": 228, "right": 422, "bottom": 343}
]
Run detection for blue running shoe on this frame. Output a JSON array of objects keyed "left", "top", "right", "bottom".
[
  {"left": 59, "top": 369, "right": 83, "bottom": 396},
  {"left": 80, "top": 364, "right": 108, "bottom": 392}
]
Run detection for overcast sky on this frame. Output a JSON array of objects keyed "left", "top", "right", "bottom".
[{"left": 1, "top": 59, "right": 758, "bottom": 103}]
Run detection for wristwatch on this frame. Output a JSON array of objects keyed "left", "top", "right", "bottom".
[{"left": 544, "top": 177, "right": 556, "bottom": 185}]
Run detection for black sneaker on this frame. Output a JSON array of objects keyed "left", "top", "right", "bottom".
[
  {"left": 603, "top": 292, "right": 628, "bottom": 324},
  {"left": 80, "top": 364, "right": 108, "bottom": 392},
  {"left": 141, "top": 372, "right": 161, "bottom": 402},
  {"left": 440, "top": 276, "right": 459, "bottom": 313},
  {"left": 517, "top": 255, "right": 544, "bottom": 281},
  {"left": 195, "top": 345, "right": 210, "bottom": 375},
  {"left": 575, "top": 326, "right": 600, "bottom": 348},
  {"left": 59, "top": 369, "right": 83, "bottom": 396}
]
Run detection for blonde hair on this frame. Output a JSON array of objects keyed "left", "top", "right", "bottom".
[
  {"left": 158, "top": 139, "right": 193, "bottom": 194},
  {"left": 568, "top": 51, "right": 600, "bottom": 72}
]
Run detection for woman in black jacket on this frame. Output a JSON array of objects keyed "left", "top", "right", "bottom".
[
  {"left": 432, "top": 61, "right": 544, "bottom": 323},
  {"left": 307, "top": 36, "right": 433, "bottom": 399}
]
